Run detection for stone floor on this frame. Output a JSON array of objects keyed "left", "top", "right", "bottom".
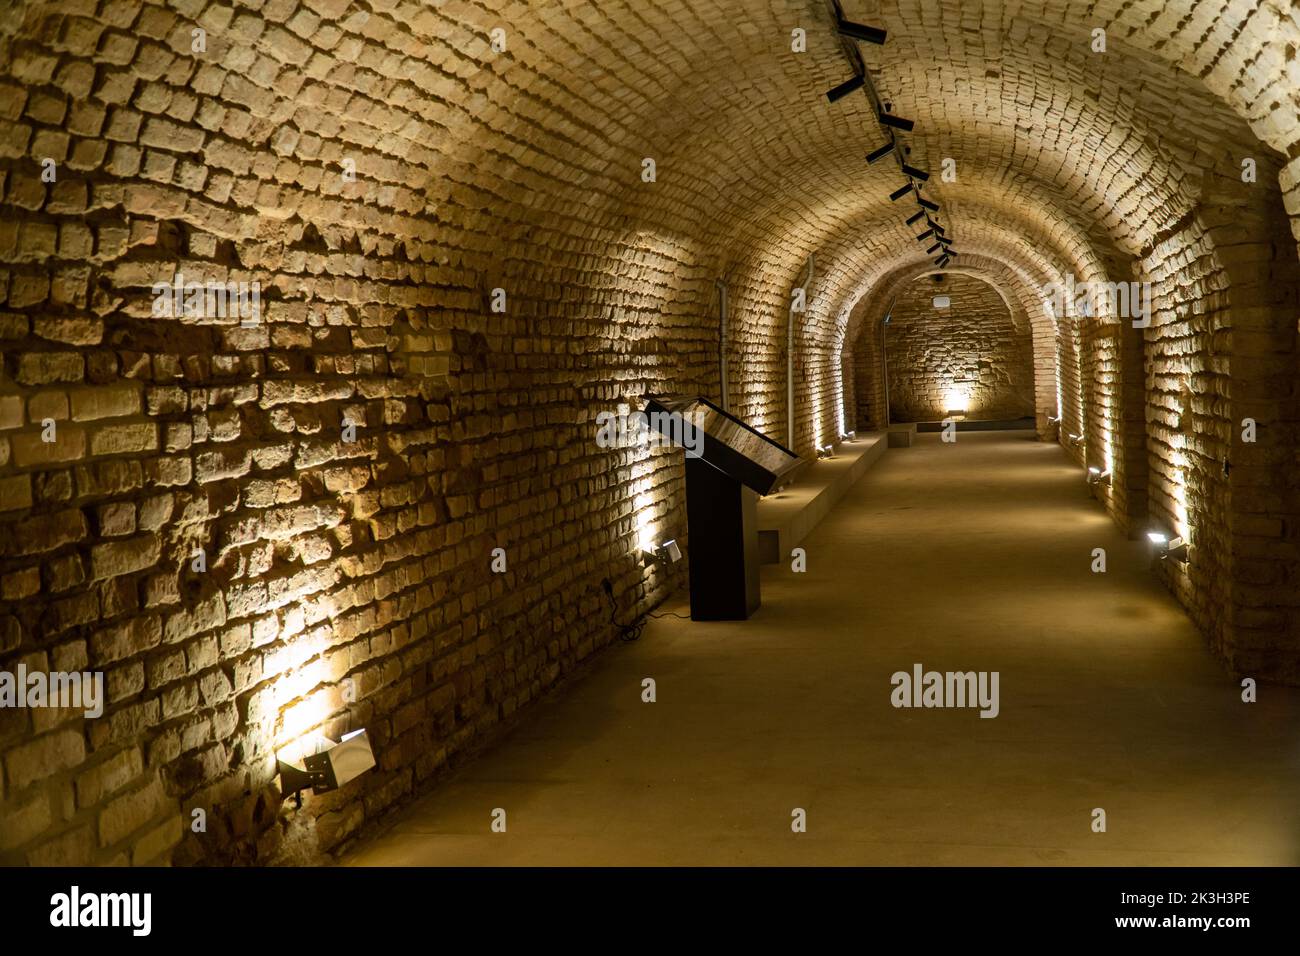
[{"left": 345, "top": 431, "right": 1300, "bottom": 866}]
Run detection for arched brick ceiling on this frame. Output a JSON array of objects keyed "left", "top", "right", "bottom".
[{"left": 434, "top": 0, "right": 1288, "bottom": 376}]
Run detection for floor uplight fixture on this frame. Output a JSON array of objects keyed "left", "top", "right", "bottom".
[
  {"left": 1147, "top": 530, "right": 1190, "bottom": 563},
  {"left": 279, "top": 729, "right": 376, "bottom": 807},
  {"left": 643, "top": 538, "right": 683, "bottom": 565}
]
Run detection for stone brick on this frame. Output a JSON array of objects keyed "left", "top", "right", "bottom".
[
  {"left": 5, "top": 729, "right": 86, "bottom": 791},
  {"left": 97, "top": 775, "right": 169, "bottom": 848},
  {"left": 0, "top": 790, "right": 51, "bottom": 851},
  {"left": 91, "top": 616, "right": 163, "bottom": 666},
  {"left": 90, "top": 421, "right": 158, "bottom": 456},
  {"left": 0, "top": 474, "right": 32, "bottom": 512},
  {"left": 9, "top": 425, "right": 86, "bottom": 467},
  {"left": 75, "top": 747, "right": 145, "bottom": 808},
  {"left": 69, "top": 382, "right": 142, "bottom": 420},
  {"left": 90, "top": 534, "right": 161, "bottom": 581},
  {"left": 15, "top": 352, "right": 83, "bottom": 385}
]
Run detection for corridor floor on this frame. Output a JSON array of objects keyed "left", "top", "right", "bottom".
[{"left": 345, "top": 431, "right": 1300, "bottom": 866}]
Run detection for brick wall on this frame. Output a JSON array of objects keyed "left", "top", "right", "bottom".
[{"left": 882, "top": 274, "right": 1033, "bottom": 422}]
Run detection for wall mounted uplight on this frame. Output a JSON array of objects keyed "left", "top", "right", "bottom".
[
  {"left": 642, "top": 538, "right": 683, "bottom": 565},
  {"left": 278, "top": 729, "right": 376, "bottom": 807},
  {"left": 1146, "top": 531, "right": 1189, "bottom": 563}
]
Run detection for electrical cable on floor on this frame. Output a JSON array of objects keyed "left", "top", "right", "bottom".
[{"left": 603, "top": 579, "right": 645, "bottom": 642}]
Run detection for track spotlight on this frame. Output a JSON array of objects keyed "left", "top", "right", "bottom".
[
  {"left": 889, "top": 183, "right": 913, "bottom": 201},
  {"left": 917, "top": 197, "right": 939, "bottom": 212},
  {"left": 906, "top": 210, "right": 925, "bottom": 226},
  {"left": 928, "top": 220, "right": 944, "bottom": 234},
  {"left": 836, "top": 18, "right": 887, "bottom": 44},
  {"left": 915, "top": 229, "right": 934, "bottom": 241},
  {"left": 879, "top": 112, "right": 915, "bottom": 132},
  {"left": 826, "top": 73, "right": 865, "bottom": 102},
  {"left": 926, "top": 242, "right": 942, "bottom": 254},
  {"left": 901, "top": 163, "right": 929, "bottom": 181},
  {"left": 866, "top": 140, "right": 896, "bottom": 164},
  {"left": 936, "top": 257, "right": 950, "bottom": 267}
]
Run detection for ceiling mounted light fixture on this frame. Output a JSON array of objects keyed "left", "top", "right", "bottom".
[
  {"left": 890, "top": 183, "right": 913, "bottom": 201},
  {"left": 866, "top": 140, "right": 896, "bottom": 164},
  {"left": 901, "top": 163, "right": 929, "bottom": 180},
  {"left": 915, "top": 229, "right": 934, "bottom": 241},
  {"left": 926, "top": 242, "right": 942, "bottom": 254},
  {"left": 836, "top": 18, "right": 887, "bottom": 44},
  {"left": 879, "top": 111, "right": 915, "bottom": 132},
  {"left": 917, "top": 197, "right": 939, "bottom": 212},
  {"left": 826, "top": 73, "right": 865, "bottom": 102},
  {"left": 906, "top": 210, "right": 925, "bottom": 226}
]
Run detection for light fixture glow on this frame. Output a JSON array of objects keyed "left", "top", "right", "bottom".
[
  {"left": 1147, "top": 530, "right": 1189, "bottom": 563},
  {"left": 932, "top": 295, "right": 951, "bottom": 309}
]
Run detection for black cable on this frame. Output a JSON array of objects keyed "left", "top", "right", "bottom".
[{"left": 603, "top": 579, "right": 645, "bottom": 642}]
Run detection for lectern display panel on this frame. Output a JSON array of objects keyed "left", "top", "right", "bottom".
[{"left": 643, "top": 395, "right": 801, "bottom": 496}]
